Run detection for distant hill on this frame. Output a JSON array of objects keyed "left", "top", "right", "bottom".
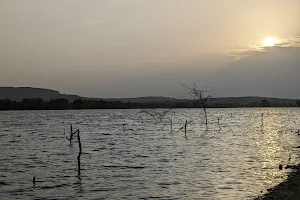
[
  {"left": 102, "top": 96, "right": 182, "bottom": 103},
  {"left": 0, "top": 87, "right": 80, "bottom": 102}
]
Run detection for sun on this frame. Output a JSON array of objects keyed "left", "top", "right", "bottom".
[{"left": 263, "top": 38, "right": 279, "bottom": 47}]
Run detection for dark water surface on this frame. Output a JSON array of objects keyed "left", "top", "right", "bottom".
[{"left": 1, "top": 108, "right": 300, "bottom": 199}]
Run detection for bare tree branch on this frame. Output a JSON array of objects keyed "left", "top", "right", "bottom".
[
  {"left": 140, "top": 108, "right": 174, "bottom": 132},
  {"left": 63, "top": 124, "right": 78, "bottom": 144},
  {"left": 183, "top": 83, "right": 212, "bottom": 130}
]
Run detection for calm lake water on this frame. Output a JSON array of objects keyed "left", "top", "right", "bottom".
[{"left": 1, "top": 108, "right": 300, "bottom": 200}]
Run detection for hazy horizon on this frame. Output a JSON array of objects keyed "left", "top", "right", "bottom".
[{"left": 0, "top": 1, "right": 299, "bottom": 98}]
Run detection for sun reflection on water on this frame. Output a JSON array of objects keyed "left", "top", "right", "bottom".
[{"left": 253, "top": 109, "right": 298, "bottom": 192}]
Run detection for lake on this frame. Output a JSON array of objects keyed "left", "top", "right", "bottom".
[{"left": 1, "top": 108, "right": 300, "bottom": 199}]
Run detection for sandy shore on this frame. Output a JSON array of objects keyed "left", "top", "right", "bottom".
[{"left": 254, "top": 165, "right": 300, "bottom": 200}]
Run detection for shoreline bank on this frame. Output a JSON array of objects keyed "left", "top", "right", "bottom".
[{"left": 255, "top": 165, "right": 300, "bottom": 200}]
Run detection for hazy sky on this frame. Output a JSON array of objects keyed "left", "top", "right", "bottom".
[{"left": 0, "top": 0, "right": 299, "bottom": 98}]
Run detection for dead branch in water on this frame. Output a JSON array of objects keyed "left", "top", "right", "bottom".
[
  {"left": 217, "top": 116, "right": 222, "bottom": 130},
  {"left": 261, "top": 113, "right": 264, "bottom": 132},
  {"left": 168, "top": 115, "right": 173, "bottom": 132},
  {"left": 180, "top": 118, "right": 193, "bottom": 137},
  {"left": 64, "top": 124, "right": 77, "bottom": 144},
  {"left": 184, "top": 120, "right": 187, "bottom": 137}
]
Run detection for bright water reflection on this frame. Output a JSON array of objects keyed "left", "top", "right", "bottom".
[{"left": 1, "top": 108, "right": 300, "bottom": 199}]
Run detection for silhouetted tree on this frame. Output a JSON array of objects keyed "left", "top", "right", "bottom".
[
  {"left": 72, "top": 98, "right": 84, "bottom": 109},
  {"left": 261, "top": 99, "right": 270, "bottom": 107},
  {"left": 0, "top": 99, "right": 14, "bottom": 110},
  {"left": 47, "top": 98, "right": 69, "bottom": 110},
  {"left": 296, "top": 100, "right": 300, "bottom": 107},
  {"left": 22, "top": 98, "right": 44, "bottom": 109}
]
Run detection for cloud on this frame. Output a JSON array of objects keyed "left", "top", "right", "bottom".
[
  {"left": 229, "top": 35, "right": 300, "bottom": 60},
  {"left": 211, "top": 45, "right": 300, "bottom": 98},
  {"left": 80, "top": 20, "right": 101, "bottom": 27}
]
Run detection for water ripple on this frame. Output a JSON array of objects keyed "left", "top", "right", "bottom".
[{"left": 1, "top": 108, "right": 300, "bottom": 199}]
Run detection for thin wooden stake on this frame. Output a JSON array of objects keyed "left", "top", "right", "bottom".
[
  {"left": 261, "top": 113, "right": 264, "bottom": 132},
  {"left": 217, "top": 117, "right": 222, "bottom": 130},
  {"left": 184, "top": 120, "right": 187, "bottom": 137},
  {"left": 169, "top": 116, "right": 173, "bottom": 133},
  {"left": 77, "top": 129, "right": 82, "bottom": 176},
  {"left": 70, "top": 124, "right": 73, "bottom": 144}
]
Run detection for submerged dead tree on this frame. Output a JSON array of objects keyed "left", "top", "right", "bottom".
[
  {"left": 183, "top": 83, "right": 212, "bottom": 130},
  {"left": 181, "top": 120, "right": 188, "bottom": 137},
  {"left": 179, "top": 119, "right": 193, "bottom": 137},
  {"left": 140, "top": 108, "right": 173, "bottom": 132},
  {"left": 63, "top": 125, "right": 82, "bottom": 175}
]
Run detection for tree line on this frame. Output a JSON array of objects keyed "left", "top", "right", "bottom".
[
  {"left": 0, "top": 98, "right": 300, "bottom": 110},
  {"left": 0, "top": 98, "right": 177, "bottom": 110}
]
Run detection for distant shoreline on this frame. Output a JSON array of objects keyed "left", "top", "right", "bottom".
[
  {"left": 1, "top": 97, "right": 300, "bottom": 111},
  {"left": 0, "top": 106, "right": 300, "bottom": 112}
]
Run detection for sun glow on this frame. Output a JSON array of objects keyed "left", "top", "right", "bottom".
[{"left": 263, "top": 38, "right": 279, "bottom": 47}]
